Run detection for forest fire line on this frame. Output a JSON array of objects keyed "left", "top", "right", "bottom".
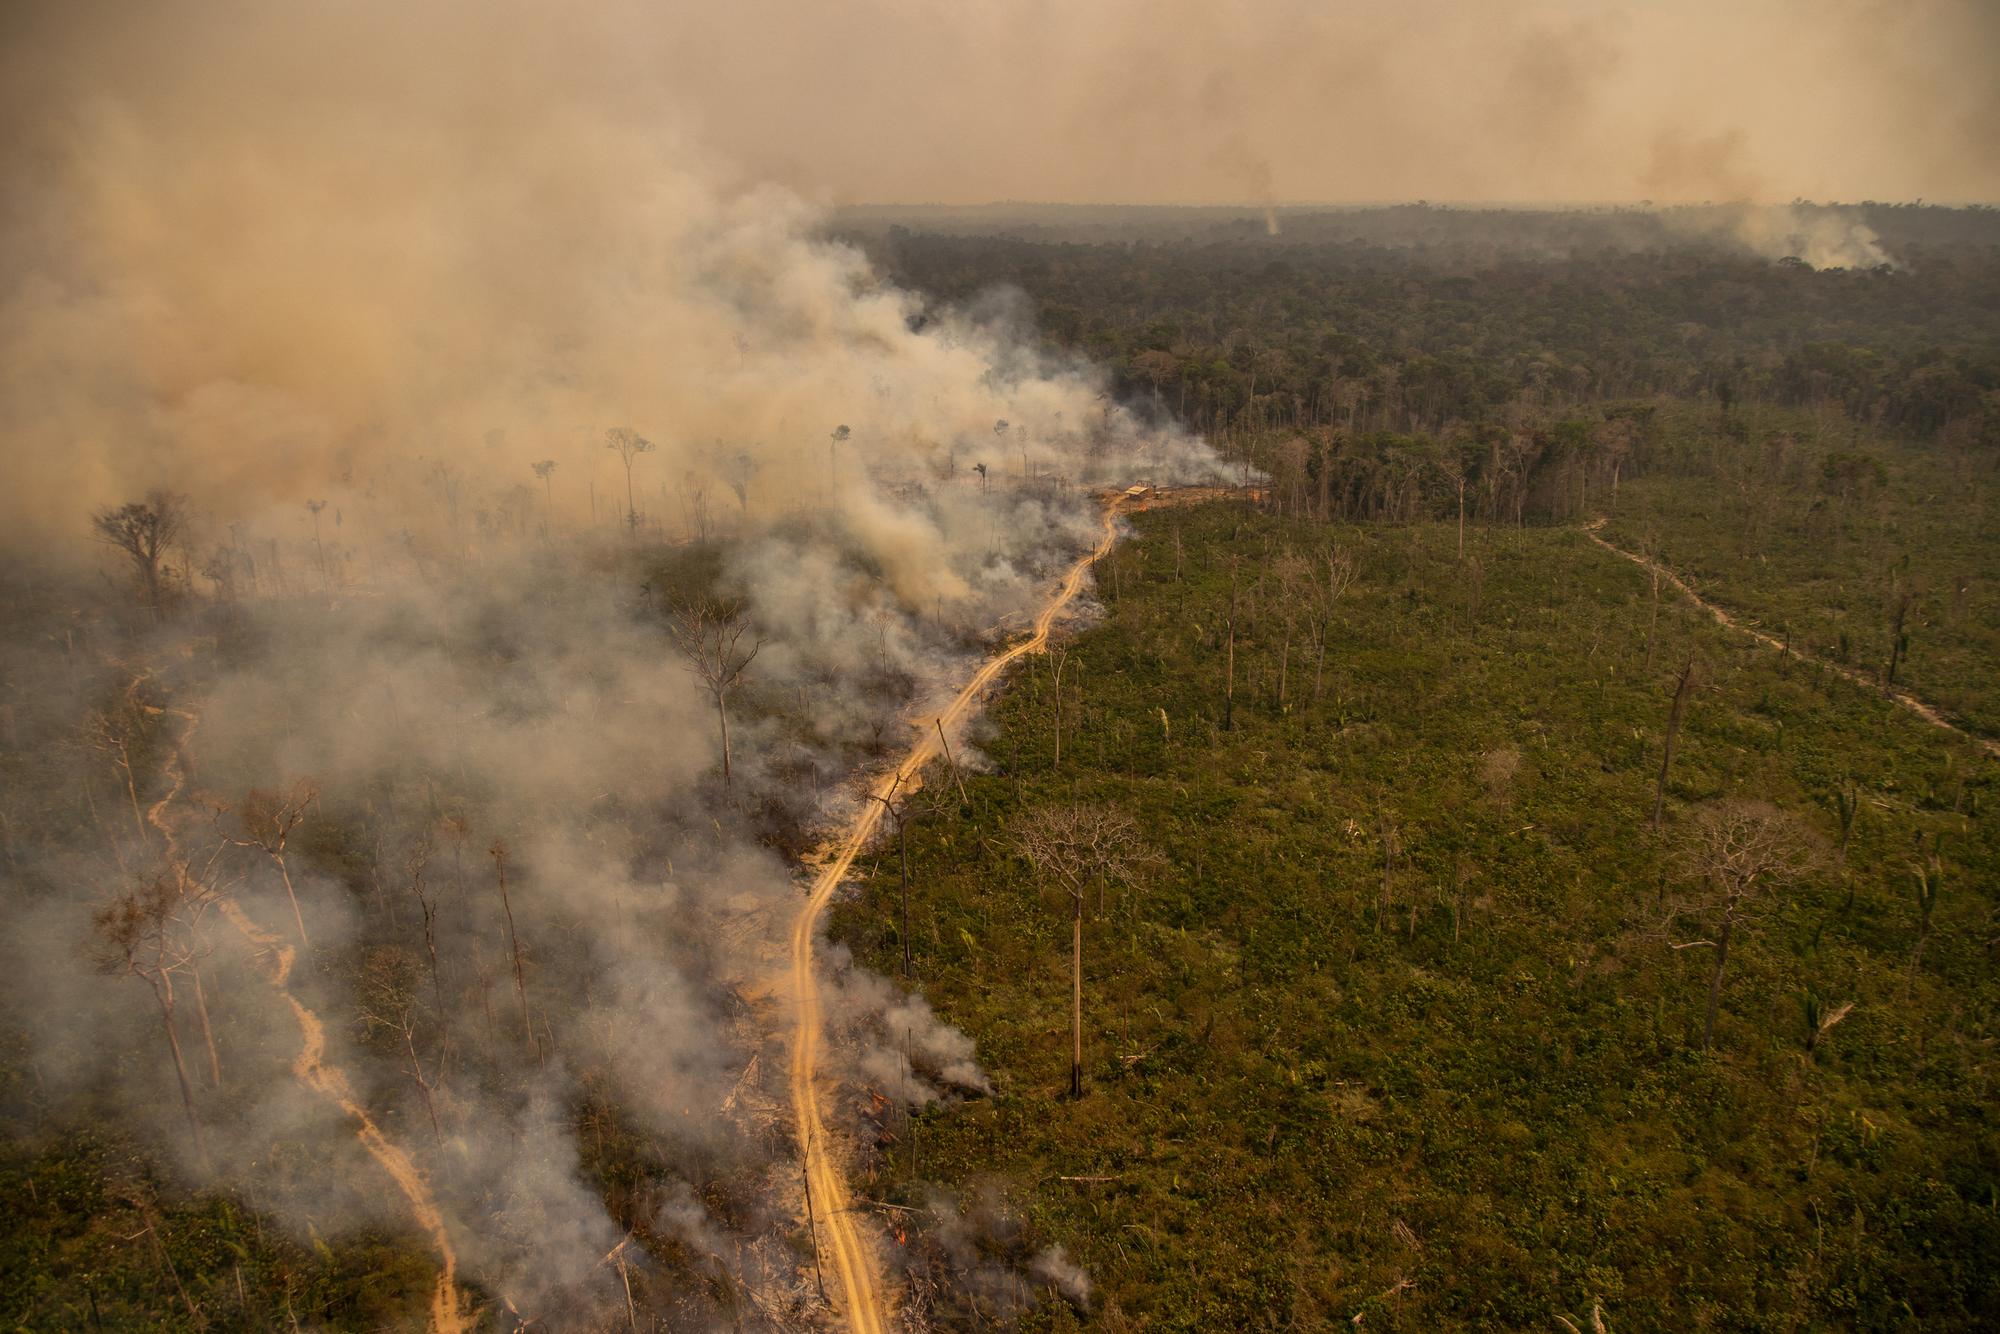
[{"left": 788, "top": 494, "right": 1126, "bottom": 1332}]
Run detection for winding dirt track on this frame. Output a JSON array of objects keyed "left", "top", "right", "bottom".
[
  {"left": 1583, "top": 520, "right": 1999, "bottom": 761},
  {"left": 787, "top": 496, "right": 1126, "bottom": 1333},
  {"left": 147, "top": 701, "right": 468, "bottom": 1333}
]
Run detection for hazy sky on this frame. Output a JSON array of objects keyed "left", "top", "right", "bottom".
[
  {"left": 671, "top": 0, "right": 2000, "bottom": 205},
  {"left": 5, "top": 0, "right": 1995, "bottom": 210}
]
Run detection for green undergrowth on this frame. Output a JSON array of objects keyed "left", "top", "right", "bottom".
[
  {"left": 0, "top": 1129, "right": 437, "bottom": 1330},
  {"left": 1601, "top": 405, "right": 2000, "bottom": 737},
  {"left": 834, "top": 501, "right": 2000, "bottom": 1331}
]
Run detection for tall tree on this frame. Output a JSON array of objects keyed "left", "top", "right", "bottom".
[
  {"left": 667, "top": 597, "right": 763, "bottom": 789},
  {"left": 1013, "top": 804, "right": 1147, "bottom": 1098},
  {"left": 1668, "top": 800, "right": 1823, "bottom": 1049},
  {"left": 605, "top": 427, "right": 654, "bottom": 537},
  {"left": 489, "top": 839, "right": 536, "bottom": 1055},
  {"left": 92, "top": 491, "right": 187, "bottom": 620},
  {"left": 304, "top": 499, "right": 330, "bottom": 595},
  {"left": 93, "top": 869, "right": 218, "bottom": 1165},
  {"left": 1301, "top": 542, "right": 1356, "bottom": 705},
  {"left": 215, "top": 780, "right": 318, "bottom": 947},
  {"left": 531, "top": 460, "right": 558, "bottom": 536},
  {"left": 1652, "top": 654, "right": 1698, "bottom": 831}
]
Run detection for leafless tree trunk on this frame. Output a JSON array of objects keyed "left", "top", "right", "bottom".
[
  {"left": 1070, "top": 899, "right": 1083, "bottom": 1097},
  {"left": 88, "top": 700, "right": 150, "bottom": 844},
  {"left": 405, "top": 832, "right": 450, "bottom": 1048},
  {"left": 1455, "top": 474, "right": 1467, "bottom": 562},
  {"left": 1652, "top": 655, "right": 1697, "bottom": 831},
  {"left": 1641, "top": 535, "right": 1663, "bottom": 675},
  {"left": 869, "top": 786, "right": 916, "bottom": 978},
  {"left": 1885, "top": 582, "right": 1915, "bottom": 687},
  {"left": 190, "top": 962, "right": 222, "bottom": 1087},
  {"left": 490, "top": 841, "right": 536, "bottom": 1057},
  {"left": 667, "top": 598, "right": 764, "bottom": 790},
  {"left": 1222, "top": 560, "right": 1240, "bottom": 731},
  {"left": 216, "top": 780, "right": 318, "bottom": 947},
  {"left": 605, "top": 427, "right": 654, "bottom": 538},
  {"left": 1306, "top": 544, "right": 1355, "bottom": 706},
  {"left": 1667, "top": 800, "right": 1823, "bottom": 1051},
  {"left": 1014, "top": 805, "right": 1149, "bottom": 1100},
  {"left": 1048, "top": 645, "right": 1069, "bottom": 771},
  {"left": 93, "top": 872, "right": 217, "bottom": 1167}
]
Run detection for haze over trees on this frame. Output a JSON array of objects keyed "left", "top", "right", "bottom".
[{"left": 0, "top": 0, "right": 1996, "bottom": 1326}]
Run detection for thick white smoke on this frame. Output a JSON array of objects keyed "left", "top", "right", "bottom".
[{"left": 0, "top": 1, "right": 1225, "bottom": 1324}]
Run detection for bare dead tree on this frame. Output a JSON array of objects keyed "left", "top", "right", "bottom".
[
  {"left": 868, "top": 778, "right": 916, "bottom": 977},
  {"left": 304, "top": 499, "right": 330, "bottom": 596},
  {"left": 1013, "top": 805, "right": 1149, "bottom": 1098},
  {"left": 1884, "top": 577, "right": 1918, "bottom": 688},
  {"left": 358, "top": 945, "right": 445, "bottom": 1144},
  {"left": 1302, "top": 543, "right": 1356, "bottom": 705},
  {"left": 489, "top": 839, "right": 537, "bottom": 1056},
  {"left": 1047, "top": 644, "right": 1070, "bottom": 771},
  {"left": 92, "top": 491, "right": 187, "bottom": 620},
  {"left": 531, "top": 460, "right": 558, "bottom": 536},
  {"left": 87, "top": 697, "right": 151, "bottom": 844},
  {"left": 403, "top": 828, "right": 450, "bottom": 1048},
  {"left": 605, "top": 427, "right": 654, "bottom": 538},
  {"left": 667, "top": 597, "right": 764, "bottom": 789},
  {"left": 724, "top": 451, "right": 758, "bottom": 520},
  {"left": 93, "top": 869, "right": 220, "bottom": 1165},
  {"left": 1377, "top": 806, "right": 1401, "bottom": 933},
  {"left": 215, "top": 780, "right": 318, "bottom": 947},
  {"left": 1652, "top": 654, "right": 1697, "bottom": 831},
  {"left": 1222, "top": 557, "right": 1241, "bottom": 732},
  {"left": 1666, "top": 800, "right": 1824, "bottom": 1050}
]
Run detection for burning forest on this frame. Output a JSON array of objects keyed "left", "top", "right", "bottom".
[
  {"left": 6, "top": 1, "right": 1995, "bottom": 1330},
  {"left": 0, "top": 2, "right": 1222, "bottom": 1327}
]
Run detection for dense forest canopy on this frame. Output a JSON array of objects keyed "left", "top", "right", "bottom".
[{"left": 843, "top": 204, "right": 2000, "bottom": 450}]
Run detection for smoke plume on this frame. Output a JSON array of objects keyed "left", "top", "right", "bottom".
[{"left": 0, "top": 0, "right": 1223, "bottom": 1323}]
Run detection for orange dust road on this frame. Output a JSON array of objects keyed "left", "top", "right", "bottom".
[{"left": 786, "top": 494, "right": 1125, "bottom": 1333}]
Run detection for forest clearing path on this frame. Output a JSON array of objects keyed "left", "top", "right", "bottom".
[
  {"left": 1582, "top": 518, "right": 1998, "bottom": 760},
  {"left": 786, "top": 494, "right": 1126, "bottom": 1333}
]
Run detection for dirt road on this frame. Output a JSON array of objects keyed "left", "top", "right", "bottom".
[
  {"left": 786, "top": 495, "right": 1126, "bottom": 1333},
  {"left": 1583, "top": 520, "right": 1998, "bottom": 761}
]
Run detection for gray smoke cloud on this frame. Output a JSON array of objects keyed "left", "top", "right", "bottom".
[{"left": 0, "top": 1, "right": 1216, "bottom": 1325}]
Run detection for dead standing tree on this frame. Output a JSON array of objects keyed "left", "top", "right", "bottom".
[
  {"left": 1300, "top": 542, "right": 1356, "bottom": 706},
  {"left": 359, "top": 945, "right": 446, "bottom": 1145},
  {"left": 605, "top": 427, "right": 654, "bottom": 538},
  {"left": 1013, "top": 805, "right": 1148, "bottom": 1098},
  {"left": 1046, "top": 644, "right": 1071, "bottom": 771},
  {"left": 1652, "top": 654, "right": 1698, "bottom": 832},
  {"left": 92, "top": 491, "right": 187, "bottom": 621},
  {"left": 1666, "top": 799, "right": 1824, "bottom": 1050},
  {"left": 93, "top": 868, "right": 222, "bottom": 1166},
  {"left": 215, "top": 779, "right": 318, "bottom": 948},
  {"left": 531, "top": 460, "right": 558, "bottom": 537},
  {"left": 668, "top": 597, "right": 764, "bottom": 790},
  {"left": 489, "top": 839, "right": 538, "bottom": 1057},
  {"left": 87, "top": 695, "right": 153, "bottom": 846},
  {"left": 868, "top": 777, "right": 917, "bottom": 978}
]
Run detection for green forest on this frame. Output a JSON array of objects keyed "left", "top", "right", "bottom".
[{"left": 837, "top": 493, "right": 1997, "bottom": 1330}]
